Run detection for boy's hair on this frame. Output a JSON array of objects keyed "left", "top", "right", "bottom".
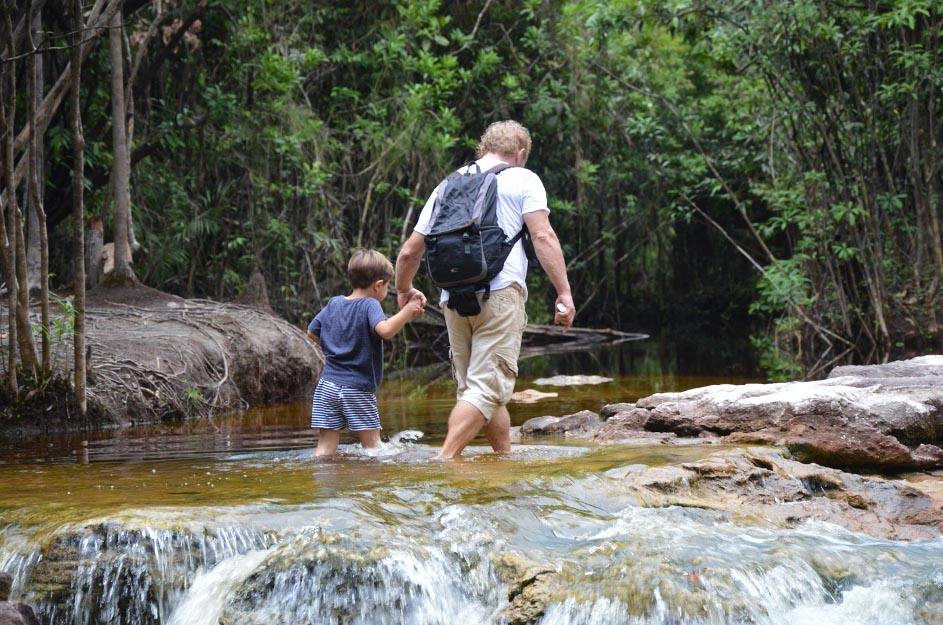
[
  {"left": 475, "top": 120, "right": 532, "bottom": 159},
  {"left": 348, "top": 249, "right": 394, "bottom": 289}
]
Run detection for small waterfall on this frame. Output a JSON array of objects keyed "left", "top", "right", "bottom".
[
  {"left": 3, "top": 518, "right": 276, "bottom": 625},
  {"left": 3, "top": 448, "right": 943, "bottom": 625},
  {"left": 165, "top": 549, "right": 272, "bottom": 625},
  {"left": 210, "top": 529, "right": 502, "bottom": 625}
]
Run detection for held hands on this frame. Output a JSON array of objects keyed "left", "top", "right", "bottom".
[
  {"left": 398, "top": 287, "right": 427, "bottom": 318},
  {"left": 405, "top": 292, "right": 425, "bottom": 319},
  {"left": 553, "top": 296, "right": 575, "bottom": 332}
]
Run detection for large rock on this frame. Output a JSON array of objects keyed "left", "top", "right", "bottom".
[
  {"left": 597, "top": 356, "right": 943, "bottom": 471},
  {"left": 521, "top": 410, "right": 601, "bottom": 436},
  {"left": 14, "top": 286, "right": 325, "bottom": 432}
]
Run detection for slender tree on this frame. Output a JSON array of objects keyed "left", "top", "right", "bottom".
[
  {"left": 108, "top": 8, "right": 137, "bottom": 285},
  {"left": 72, "top": 0, "right": 87, "bottom": 415},
  {"left": 1, "top": 0, "right": 19, "bottom": 393},
  {"left": 28, "top": 4, "right": 50, "bottom": 376},
  {"left": 25, "top": 6, "right": 43, "bottom": 293}
]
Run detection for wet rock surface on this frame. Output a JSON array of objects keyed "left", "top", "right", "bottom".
[
  {"left": 606, "top": 446, "right": 943, "bottom": 541},
  {"left": 520, "top": 410, "right": 601, "bottom": 436},
  {"left": 0, "top": 574, "right": 31, "bottom": 625},
  {"left": 517, "top": 355, "right": 943, "bottom": 542},
  {"left": 0, "top": 603, "right": 40, "bottom": 625},
  {"left": 493, "top": 553, "right": 565, "bottom": 625}
]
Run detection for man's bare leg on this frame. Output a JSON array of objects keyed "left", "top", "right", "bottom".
[
  {"left": 433, "top": 400, "right": 485, "bottom": 460},
  {"left": 483, "top": 405, "right": 511, "bottom": 453},
  {"left": 314, "top": 429, "right": 341, "bottom": 457}
]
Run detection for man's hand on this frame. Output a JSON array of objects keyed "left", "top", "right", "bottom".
[
  {"left": 405, "top": 292, "right": 425, "bottom": 318},
  {"left": 398, "top": 287, "right": 427, "bottom": 311},
  {"left": 553, "top": 296, "right": 575, "bottom": 332}
]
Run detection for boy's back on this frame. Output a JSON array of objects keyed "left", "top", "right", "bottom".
[{"left": 308, "top": 296, "right": 387, "bottom": 392}]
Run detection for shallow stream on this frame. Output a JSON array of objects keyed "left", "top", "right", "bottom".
[{"left": 2, "top": 340, "right": 942, "bottom": 624}]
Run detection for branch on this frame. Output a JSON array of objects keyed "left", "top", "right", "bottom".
[
  {"left": 0, "top": 0, "right": 122, "bottom": 212},
  {"left": 680, "top": 193, "right": 852, "bottom": 349},
  {"left": 593, "top": 61, "right": 778, "bottom": 265}
]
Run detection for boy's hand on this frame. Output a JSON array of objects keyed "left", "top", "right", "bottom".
[
  {"left": 407, "top": 292, "right": 425, "bottom": 318},
  {"left": 398, "top": 287, "right": 427, "bottom": 310}
]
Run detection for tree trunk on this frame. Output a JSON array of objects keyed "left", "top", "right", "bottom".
[
  {"left": 71, "top": 0, "right": 87, "bottom": 416},
  {"left": 108, "top": 9, "right": 137, "bottom": 285},
  {"left": 85, "top": 217, "right": 103, "bottom": 289},
  {"left": 6, "top": 3, "right": 39, "bottom": 380},
  {"left": 1, "top": 1, "right": 19, "bottom": 393},
  {"left": 0, "top": 0, "right": 121, "bottom": 216},
  {"left": 25, "top": 6, "right": 43, "bottom": 293},
  {"left": 1, "top": 0, "right": 49, "bottom": 64},
  {"left": 13, "top": 176, "right": 39, "bottom": 379},
  {"left": 28, "top": 6, "right": 50, "bottom": 376},
  {"left": 121, "top": 21, "right": 141, "bottom": 254}
]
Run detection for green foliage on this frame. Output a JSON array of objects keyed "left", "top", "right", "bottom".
[{"left": 36, "top": 0, "right": 937, "bottom": 378}]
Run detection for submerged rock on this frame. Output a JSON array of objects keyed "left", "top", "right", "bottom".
[
  {"left": 510, "top": 389, "right": 559, "bottom": 403},
  {"left": 532, "top": 374, "right": 613, "bottom": 386}
]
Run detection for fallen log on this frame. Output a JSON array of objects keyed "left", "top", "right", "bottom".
[{"left": 414, "top": 303, "right": 648, "bottom": 359}]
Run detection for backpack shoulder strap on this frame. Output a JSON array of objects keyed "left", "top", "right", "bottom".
[{"left": 486, "top": 162, "right": 514, "bottom": 175}]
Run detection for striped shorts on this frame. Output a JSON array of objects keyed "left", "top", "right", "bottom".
[{"left": 310, "top": 378, "right": 381, "bottom": 431}]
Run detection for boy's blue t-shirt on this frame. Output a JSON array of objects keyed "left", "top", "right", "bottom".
[{"left": 308, "top": 296, "right": 388, "bottom": 392}]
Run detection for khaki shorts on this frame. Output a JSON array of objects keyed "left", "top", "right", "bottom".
[{"left": 443, "top": 284, "right": 527, "bottom": 422}]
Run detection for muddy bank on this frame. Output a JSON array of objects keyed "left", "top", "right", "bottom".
[{"left": 0, "top": 285, "right": 322, "bottom": 436}]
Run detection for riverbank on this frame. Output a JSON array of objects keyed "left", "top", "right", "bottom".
[{"left": 0, "top": 285, "right": 323, "bottom": 437}]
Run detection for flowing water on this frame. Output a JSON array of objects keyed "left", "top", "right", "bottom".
[{"left": 1, "top": 339, "right": 942, "bottom": 625}]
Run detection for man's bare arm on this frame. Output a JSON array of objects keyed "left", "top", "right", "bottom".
[
  {"left": 523, "top": 211, "right": 575, "bottom": 331},
  {"left": 395, "top": 230, "right": 428, "bottom": 309}
]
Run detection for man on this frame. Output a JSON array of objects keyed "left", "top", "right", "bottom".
[{"left": 395, "top": 120, "right": 575, "bottom": 460}]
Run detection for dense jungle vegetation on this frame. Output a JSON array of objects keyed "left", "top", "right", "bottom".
[{"left": 1, "top": 0, "right": 941, "bottom": 403}]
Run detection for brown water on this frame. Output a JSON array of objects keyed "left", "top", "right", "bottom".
[{"left": 0, "top": 341, "right": 758, "bottom": 465}]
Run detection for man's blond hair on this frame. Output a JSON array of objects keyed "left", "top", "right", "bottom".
[
  {"left": 348, "top": 249, "right": 394, "bottom": 289},
  {"left": 475, "top": 120, "right": 532, "bottom": 159}
]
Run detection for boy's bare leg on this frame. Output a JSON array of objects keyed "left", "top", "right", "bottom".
[
  {"left": 483, "top": 405, "right": 511, "bottom": 453},
  {"left": 433, "top": 400, "right": 486, "bottom": 460},
  {"left": 314, "top": 429, "right": 341, "bottom": 457},
  {"left": 357, "top": 429, "right": 382, "bottom": 449}
]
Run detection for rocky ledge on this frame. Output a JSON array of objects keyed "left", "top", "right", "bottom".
[
  {"left": 518, "top": 355, "right": 943, "bottom": 541},
  {"left": 523, "top": 355, "right": 943, "bottom": 472}
]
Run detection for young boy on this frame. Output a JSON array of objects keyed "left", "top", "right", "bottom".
[{"left": 307, "top": 249, "right": 425, "bottom": 457}]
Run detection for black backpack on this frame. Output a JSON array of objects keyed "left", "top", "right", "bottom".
[{"left": 424, "top": 162, "right": 526, "bottom": 316}]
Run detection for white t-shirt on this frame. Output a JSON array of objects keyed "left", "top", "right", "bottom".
[{"left": 413, "top": 157, "right": 549, "bottom": 303}]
